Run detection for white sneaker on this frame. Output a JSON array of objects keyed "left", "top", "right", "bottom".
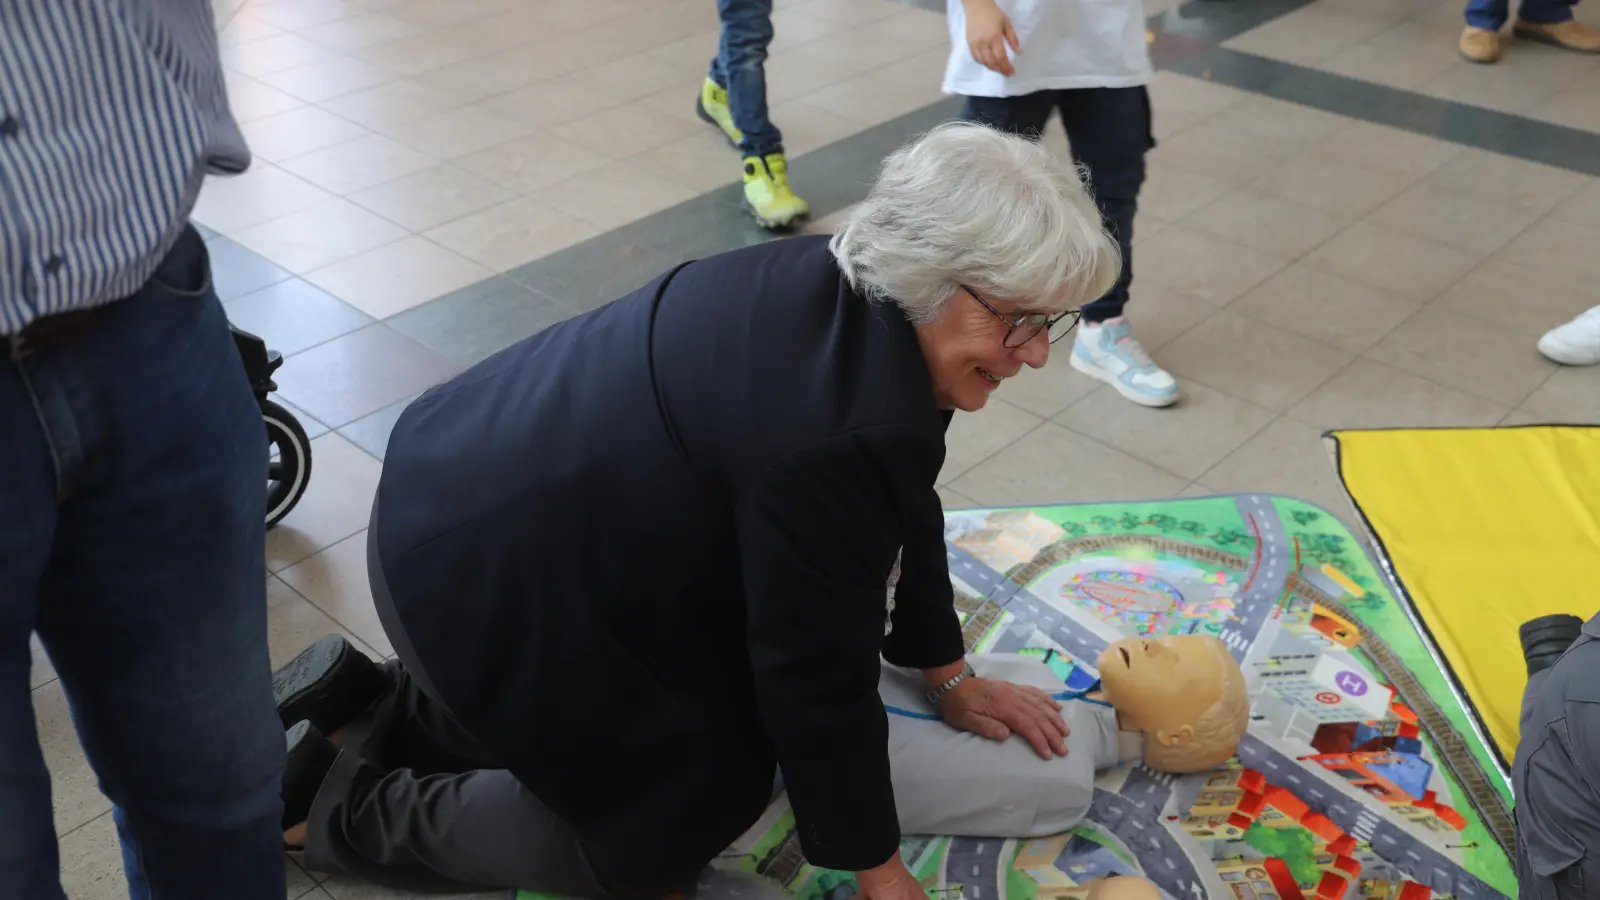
[
  {"left": 1069, "top": 317, "right": 1180, "bottom": 407},
  {"left": 1537, "top": 305, "right": 1600, "bottom": 366}
]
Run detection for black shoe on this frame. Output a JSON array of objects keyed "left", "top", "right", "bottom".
[
  {"left": 272, "top": 634, "right": 388, "bottom": 735},
  {"left": 283, "top": 720, "right": 340, "bottom": 832},
  {"left": 1521, "top": 614, "right": 1583, "bottom": 677}
]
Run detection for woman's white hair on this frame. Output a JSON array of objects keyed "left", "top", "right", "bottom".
[{"left": 830, "top": 121, "right": 1122, "bottom": 324}]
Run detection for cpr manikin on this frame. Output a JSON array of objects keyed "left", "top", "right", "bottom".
[{"left": 878, "top": 634, "right": 1249, "bottom": 837}]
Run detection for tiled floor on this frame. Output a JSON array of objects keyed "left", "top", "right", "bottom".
[{"left": 36, "top": 0, "right": 1600, "bottom": 896}]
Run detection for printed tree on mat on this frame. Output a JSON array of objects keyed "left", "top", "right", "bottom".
[{"left": 1243, "top": 822, "right": 1322, "bottom": 885}]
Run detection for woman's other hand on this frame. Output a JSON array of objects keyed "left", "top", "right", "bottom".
[
  {"left": 939, "top": 676, "right": 1069, "bottom": 759},
  {"left": 856, "top": 853, "right": 925, "bottom": 900},
  {"left": 962, "top": 0, "right": 1020, "bottom": 76}
]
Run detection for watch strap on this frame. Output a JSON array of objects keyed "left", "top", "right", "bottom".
[{"left": 925, "top": 661, "right": 976, "bottom": 707}]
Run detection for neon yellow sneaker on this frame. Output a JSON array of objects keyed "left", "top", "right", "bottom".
[
  {"left": 696, "top": 78, "right": 742, "bottom": 147},
  {"left": 742, "top": 154, "right": 809, "bottom": 230}
]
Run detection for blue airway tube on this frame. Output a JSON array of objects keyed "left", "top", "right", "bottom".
[{"left": 884, "top": 680, "right": 1112, "bottom": 721}]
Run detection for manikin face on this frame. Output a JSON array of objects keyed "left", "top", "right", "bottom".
[
  {"left": 913, "top": 287, "right": 1055, "bottom": 412},
  {"left": 1095, "top": 635, "right": 1225, "bottom": 743}
]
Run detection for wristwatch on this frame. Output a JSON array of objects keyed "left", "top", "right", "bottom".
[{"left": 925, "top": 661, "right": 976, "bottom": 707}]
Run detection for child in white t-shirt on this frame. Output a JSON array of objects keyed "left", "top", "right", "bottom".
[{"left": 945, "top": 0, "right": 1179, "bottom": 409}]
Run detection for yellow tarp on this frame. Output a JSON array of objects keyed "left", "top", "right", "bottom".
[{"left": 1327, "top": 425, "right": 1600, "bottom": 767}]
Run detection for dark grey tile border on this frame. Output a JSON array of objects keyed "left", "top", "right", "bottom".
[{"left": 387, "top": 275, "right": 579, "bottom": 367}]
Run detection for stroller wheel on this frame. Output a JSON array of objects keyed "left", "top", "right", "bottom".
[{"left": 264, "top": 398, "right": 313, "bottom": 528}]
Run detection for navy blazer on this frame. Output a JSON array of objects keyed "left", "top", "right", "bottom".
[{"left": 375, "top": 235, "right": 965, "bottom": 892}]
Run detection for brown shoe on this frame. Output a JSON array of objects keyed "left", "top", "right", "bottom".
[
  {"left": 1514, "top": 19, "right": 1600, "bottom": 52},
  {"left": 1459, "top": 26, "right": 1503, "bottom": 62}
]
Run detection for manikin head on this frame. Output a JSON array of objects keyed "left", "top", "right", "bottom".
[
  {"left": 830, "top": 123, "right": 1122, "bottom": 413},
  {"left": 1085, "top": 876, "right": 1163, "bottom": 900},
  {"left": 1095, "top": 634, "right": 1249, "bottom": 774}
]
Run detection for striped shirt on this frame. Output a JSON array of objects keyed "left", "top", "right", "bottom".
[{"left": 0, "top": 0, "right": 248, "bottom": 335}]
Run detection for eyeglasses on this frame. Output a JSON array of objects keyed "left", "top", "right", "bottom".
[{"left": 962, "top": 286, "right": 1082, "bottom": 349}]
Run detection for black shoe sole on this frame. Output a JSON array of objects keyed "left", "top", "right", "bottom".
[
  {"left": 283, "top": 719, "right": 341, "bottom": 832},
  {"left": 272, "top": 635, "right": 387, "bottom": 735}
]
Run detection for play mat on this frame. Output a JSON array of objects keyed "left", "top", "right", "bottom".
[{"left": 516, "top": 491, "right": 1521, "bottom": 900}]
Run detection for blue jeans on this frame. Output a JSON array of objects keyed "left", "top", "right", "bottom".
[
  {"left": 0, "top": 226, "right": 285, "bottom": 899},
  {"left": 1465, "top": 0, "right": 1574, "bottom": 29},
  {"left": 708, "top": 0, "right": 784, "bottom": 158},
  {"left": 960, "top": 88, "right": 1154, "bottom": 323}
]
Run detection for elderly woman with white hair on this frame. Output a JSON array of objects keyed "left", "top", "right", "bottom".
[{"left": 267, "top": 123, "right": 1123, "bottom": 899}]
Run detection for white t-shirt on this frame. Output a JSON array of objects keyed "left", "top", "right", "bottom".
[{"left": 942, "top": 0, "right": 1153, "bottom": 98}]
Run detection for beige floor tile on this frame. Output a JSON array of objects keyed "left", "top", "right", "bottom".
[
  {"left": 1366, "top": 304, "right": 1559, "bottom": 405},
  {"left": 1499, "top": 408, "right": 1545, "bottom": 426},
  {"left": 1199, "top": 417, "right": 1359, "bottom": 529},
  {"left": 1519, "top": 366, "right": 1600, "bottom": 422},
  {"left": 268, "top": 575, "right": 382, "bottom": 671},
  {"left": 1130, "top": 225, "right": 1290, "bottom": 305},
  {"left": 240, "top": 106, "right": 371, "bottom": 163},
  {"left": 1528, "top": 79, "right": 1600, "bottom": 132},
  {"left": 424, "top": 198, "right": 601, "bottom": 272},
  {"left": 1497, "top": 217, "right": 1600, "bottom": 287},
  {"left": 29, "top": 633, "right": 55, "bottom": 690},
  {"left": 225, "top": 73, "right": 307, "bottom": 123},
  {"left": 57, "top": 813, "right": 127, "bottom": 900},
  {"left": 1203, "top": 96, "right": 1354, "bottom": 149},
  {"left": 304, "top": 236, "right": 492, "bottom": 319},
  {"left": 410, "top": 42, "right": 585, "bottom": 103},
  {"left": 1419, "top": 146, "right": 1589, "bottom": 214},
  {"left": 764, "top": 41, "right": 876, "bottom": 103},
  {"left": 320, "top": 80, "right": 460, "bottom": 131},
  {"left": 801, "top": 205, "right": 855, "bottom": 236},
  {"left": 1225, "top": 5, "right": 1401, "bottom": 65},
  {"left": 376, "top": 106, "right": 538, "bottom": 160},
  {"left": 1547, "top": 178, "right": 1600, "bottom": 229},
  {"left": 1122, "top": 283, "right": 1220, "bottom": 353},
  {"left": 1415, "top": 45, "right": 1596, "bottom": 115},
  {"left": 232, "top": 199, "right": 409, "bottom": 274},
  {"left": 1428, "top": 259, "right": 1595, "bottom": 339},
  {"left": 349, "top": 30, "right": 489, "bottom": 75},
  {"left": 218, "top": 12, "right": 283, "bottom": 48},
  {"left": 246, "top": 0, "right": 368, "bottom": 30},
  {"left": 790, "top": 0, "right": 907, "bottom": 26},
  {"left": 1227, "top": 262, "right": 1423, "bottom": 353},
  {"left": 1318, "top": 21, "right": 1461, "bottom": 91},
  {"left": 767, "top": 6, "right": 851, "bottom": 53},
  {"left": 990, "top": 351, "right": 1102, "bottom": 420},
  {"left": 347, "top": 165, "right": 518, "bottom": 232},
  {"left": 1055, "top": 382, "right": 1276, "bottom": 480},
  {"left": 633, "top": 131, "right": 743, "bottom": 193},
  {"left": 873, "top": 46, "right": 954, "bottom": 93},
  {"left": 385, "top": 0, "right": 518, "bottom": 29},
  {"left": 1146, "top": 71, "right": 1251, "bottom": 127},
  {"left": 1177, "top": 481, "right": 1222, "bottom": 499},
  {"left": 1159, "top": 311, "right": 1356, "bottom": 410},
  {"left": 1315, "top": 121, "right": 1462, "bottom": 181},
  {"left": 1286, "top": 357, "right": 1510, "bottom": 430},
  {"left": 574, "top": 52, "right": 705, "bottom": 106},
  {"left": 1301, "top": 221, "right": 1481, "bottom": 300},
  {"left": 223, "top": 32, "right": 343, "bottom": 78},
  {"left": 266, "top": 433, "right": 384, "bottom": 572},
  {"left": 1367, "top": 182, "right": 1543, "bottom": 254},
  {"left": 1183, "top": 188, "right": 1355, "bottom": 260},
  {"left": 939, "top": 487, "right": 981, "bottom": 509},
  {"left": 1138, "top": 167, "right": 1234, "bottom": 224},
  {"left": 279, "top": 134, "right": 437, "bottom": 196},
  {"left": 298, "top": 12, "right": 422, "bottom": 52},
  {"left": 948, "top": 422, "right": 1189, "bottom": 506},
  {"left": 257, "top": 56, "right": 400, "bottom": 103},
  {"left": 1147, "top": 120, "right": 1301, "bottom": 188},
  {"left": 531, "top": 161, "right": 699, "bottom": 231},
  {"left": 458, "top": 132, "right": 617, "bottom": 193},
  {"left": 940, "top": 399, "right": 1043, "bottom": 483},
  {"left": 645, "top": 28, "right": 722, "bottom": 69},
  {"left": 192, "top": 164, "right": 335, "bottom": 234},
  {"left": 482, "top": 77, "right": 626, "bottom": 128},
  {"left": 768, "top": 99, "right": 869, "bottom": 157},
  {"left": 33, "top": 679, "right": 111, "bottom": 836},
  {"left": 557, "top": 103, "right": 704, "bottom": 157},
  {"left": 279, "top": 532, "right": 394, "bottom": 658},
  {"left": 801, "top": 72, "right": 944, "bottom": 126}
]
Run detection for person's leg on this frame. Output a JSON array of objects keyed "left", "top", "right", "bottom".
[
  {"left": 1057, "top": 87, "right": 1177, "bottom": 409},
  {"left": 0, "top": 341, "right": 69, "bottom": 898},
  {"left": 706, "top": 0, "right": 808, "bottom": 229},
  {"left": 958, "top": 92, "right": 1055, "bottom": 141},
  {"left": 29, "top": 226, "right": 285, "bottom": 900},
  {"left": 1515, "top": 0, "right": 1576, "bottom": 25},
  {"left": 1512, "top": 0, "right": 1599, "bottom": 53},
  {"left": 1464, "top": 0, "right": 1513, "bottom": 29}
]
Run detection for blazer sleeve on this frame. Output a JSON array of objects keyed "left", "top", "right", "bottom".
[
  {"left": 880, "top": 483, "right": 965, "bottom": 669},
  {"left": 735, "top": 424, "right": 942, "bottom": 871}
]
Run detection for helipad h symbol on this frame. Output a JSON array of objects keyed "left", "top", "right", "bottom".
[{"left": 1335, "top": 670, "right": 1369, "bottom": 696}]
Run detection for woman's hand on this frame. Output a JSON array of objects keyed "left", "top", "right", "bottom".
[
  {"left": 963, "top": 0, "right": 1020, "bottom": 76},
  {"left": 856, "top": 853, "right": 925, "bottom": 900},
  {"left": 939, "top": 676, "right": 1070, "bottom": 759}
]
